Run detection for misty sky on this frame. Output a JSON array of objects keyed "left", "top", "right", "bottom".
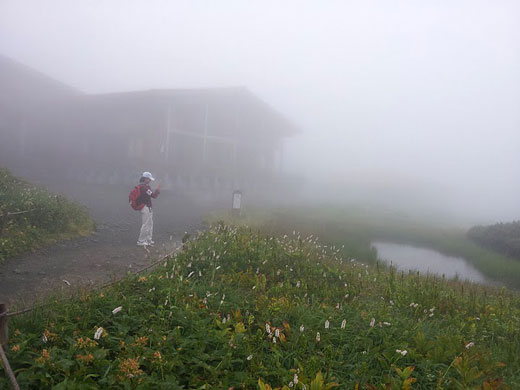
[{"left": 1, "top": 0, "right": 519, "bottom": 222}]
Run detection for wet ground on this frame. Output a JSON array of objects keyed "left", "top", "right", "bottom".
[{"left": 0, "top": 181, "right": 224, "bottom": 308}]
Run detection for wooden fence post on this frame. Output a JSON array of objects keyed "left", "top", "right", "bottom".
[
  {"left": 0, "top": 210, "right": 8, "bottom": 237},
  {"left": 0, "top": 304, "right": 7, "bottom": 347}
]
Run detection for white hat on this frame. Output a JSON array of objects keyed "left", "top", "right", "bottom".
[{"left": 142, "top": 172, "right": 155, "bottom": 181}]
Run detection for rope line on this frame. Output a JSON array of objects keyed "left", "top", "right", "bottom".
[
  {"left": 5, "top": 243, "right": 184, "bottom": 318},
  {"left": 6, "top": 208, "right": 39, "bottom": 216}
]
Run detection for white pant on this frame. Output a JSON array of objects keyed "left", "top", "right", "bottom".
[{"left": 137, "top": 206, "right": 153, "bottom": 244}]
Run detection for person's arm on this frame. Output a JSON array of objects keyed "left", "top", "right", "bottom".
[{"left": 152, "top": 182, "right": 161, "bottom": 198}]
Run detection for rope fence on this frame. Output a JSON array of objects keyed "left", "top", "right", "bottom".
[
  {"left": 0, "top": 208, "right": 40, "bottom": 237},
  {"left": 6, "top": 242, "right": 184, "bottom": 318},
  {"left": 0, "top": 241, "right": 184, "bottom": 389},
  {"left": 6, "top": 208, "right": 40, "bottom": 216}
]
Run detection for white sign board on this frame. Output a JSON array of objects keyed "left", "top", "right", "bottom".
[{"left": 232, "top": 191, "right": 242, "bottom": 210}]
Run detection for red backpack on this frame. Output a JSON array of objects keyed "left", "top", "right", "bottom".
[{"left": 128, "top": 184, "right": 145, "bottom": 210}]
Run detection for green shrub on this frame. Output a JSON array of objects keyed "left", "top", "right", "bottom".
[
  {"left": 468, "top": 221, "right": 520, "bottom": 260},
  {"left": 0, "top": 167, "right": 94, "bottom": 261}
]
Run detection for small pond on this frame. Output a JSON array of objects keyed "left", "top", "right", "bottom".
[{"left": 372, "top": 241, "right": 487, "bottom": 283}]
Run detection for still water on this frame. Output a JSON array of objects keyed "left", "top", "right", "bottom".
[{"left": 372, "top": 241, "right": 487, "bottom": 283}]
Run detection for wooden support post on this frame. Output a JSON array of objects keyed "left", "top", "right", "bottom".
[
  {"left": 0, "top": 304, "right": 19, "bottom": 390},
  {"left": 0, "top": 345, "right": 20, "bottom": 390}
]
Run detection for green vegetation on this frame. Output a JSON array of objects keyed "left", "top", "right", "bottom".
[
  {"left": 208, "top": 206, "right": 520, "bottom": 289},
  {"left": 468, "top": 222, "right": 520, "bottom": 261},
  {"left": 2, "top": 225, "right": 519, "bottom": 388},
  {"left": 0, "top": 167, "right": 94, "bottom": 261}
]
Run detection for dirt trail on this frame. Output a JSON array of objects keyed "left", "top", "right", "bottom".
[{"left": 0, "top": 181, "right": 223, "bottom": 308}]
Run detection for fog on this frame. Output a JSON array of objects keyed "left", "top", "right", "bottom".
[{"left": 1, "top": 0, "right": 519, "bottom": 224}]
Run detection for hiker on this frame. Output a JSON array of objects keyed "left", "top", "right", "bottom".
[{"left": 131, "top": 172, "right": 160, "bottom": 246}]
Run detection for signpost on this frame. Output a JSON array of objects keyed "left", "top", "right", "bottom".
[{"left": 232, "top": 190, "right": 242, "bottom": 217}]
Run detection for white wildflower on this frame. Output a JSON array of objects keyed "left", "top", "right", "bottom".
[
  {"left": 341, "top": 319, "right": 346, "bottom": 329},
  {"left": 94, "top": 327, "right": 104, "bottom": 340},
  {"left": 300, "top": 324, "right": 305, "bottom": 332},
  {"left": 370, "top": 318, "right": 375, "bottom": 328},
  {"left": 112, "top": 306, "right": 123, "bottom": 314},
  {"left": 266, "top": 323, "right": 271, "bottom": 333},
  {"left": 383, "top": 322, "right": 391, "bottom": 326},
  {"left": 316, "top": 332, "right": 321, "bottom": 342},
  {"left": 465, "top": 342, "right": 475, "bottom": 350},
  {"left": 325, "top": 320, "right": 330, "bottom": 329},
  {"left": 294, "top": 373, "right": 299, "bottom": 384},
  {"left": 42, "top": 334, "right": 48, "bottom": 343},
  {"left": 275, "top": 329, "right": 280, "bottom": 338},
  {"left": 396, "top": 349, "right": 408, "bottom": 356},
  {"left": 247, "top": 354, "right": 253, "bottom": 361}
]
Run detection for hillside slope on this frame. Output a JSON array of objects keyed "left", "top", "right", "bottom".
[
  {"left": 468, "top": 221, "right": 520, "bottom": 261},
  {"left": 2, "top": 224, "right": 519, "bottom": 389},
  {"left": 0, "top": 168, "right": 94, "bottom": 261}
]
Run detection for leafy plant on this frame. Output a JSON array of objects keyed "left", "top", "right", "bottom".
[
  {"left": 0, "top": 167, "right": 94, "bottom": 260},
  {"left": 1, "top": 225, "right": 519, "bottom": 388}
]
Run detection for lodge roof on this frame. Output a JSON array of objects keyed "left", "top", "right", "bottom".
[
  {"left": 0, "top": 54, "right": 298, "bottom": 137},
  {"left": 86, "top": 87, "right": 299, "bottom": 136}
]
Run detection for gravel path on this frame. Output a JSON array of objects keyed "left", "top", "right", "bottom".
[{"left": 0, "top": 181, "right": 224, "bottom": 308}]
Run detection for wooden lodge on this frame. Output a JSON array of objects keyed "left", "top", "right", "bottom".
[{"left": 0, "top": 55, "right": 298, "bottom": 195}]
